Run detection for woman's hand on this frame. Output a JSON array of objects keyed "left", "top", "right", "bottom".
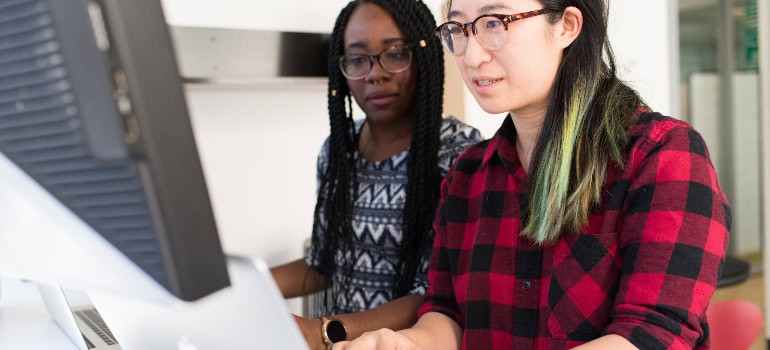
[
  {"left": 293, "top": 314, "right": 325, "bottom": 350},
  {"left": 333, "top": 329, "right": 421, "bottom": 350}
]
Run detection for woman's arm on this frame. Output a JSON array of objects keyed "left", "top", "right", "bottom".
[
  {"left": 339, "top": 294, "right": 426, "bottom": 339},
  {"left": 270, "top": 258, "right": 329, "bottom": 299},
  {"left": 334, "top": 311, "right": 463, "bottom": 350},
  {"left": 571, "top": 335, "right": 639, "bottom": 350},
  {"left": 606, "top": 124, "right": 729, "bottom": 348},
  {"left": 296, "top": 294, "right": 427, "bottom": 350}
]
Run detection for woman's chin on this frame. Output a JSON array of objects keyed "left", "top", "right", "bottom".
[{"left": 475, "top": 101, "right": 512, "bottom": 115}]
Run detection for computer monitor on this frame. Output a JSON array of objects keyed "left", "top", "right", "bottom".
[{"left": 0, "top": 0, "right": 230, "bottom": 302}]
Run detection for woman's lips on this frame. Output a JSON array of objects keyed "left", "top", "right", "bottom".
[
  {"left": 367, "top": 92, "right": 398, "bottom": 107},
  {"left": 473, "top": 77, "right": 502, "bottom": 94}
]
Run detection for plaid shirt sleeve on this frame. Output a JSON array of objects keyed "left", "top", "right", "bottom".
[{"left": 606, "top": 124, "right": 730, "bottom": 349}]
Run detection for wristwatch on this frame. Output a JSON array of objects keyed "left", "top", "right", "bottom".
[{"left": 320, "top": 316, "right": 347, "bottom": 349}]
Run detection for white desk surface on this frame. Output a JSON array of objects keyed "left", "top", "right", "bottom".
[{"left": 0, "top": 277, "right": 78, "bottom": 350}]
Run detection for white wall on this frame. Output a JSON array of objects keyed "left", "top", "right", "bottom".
[
  {"left": 183, "top": 82, "right": 329, "bottom": 314},
  {"left": 161, "top": 0, "right": 450, "bottom": 33},
  {"left": 609, "top": 0, "right": 678, "bottom": 118},
  {"left": 161, "top": 0, "right": 356, "bottom": 33},
  {"left": 184, "top": 83, "right": 327, "bottom": 262}
]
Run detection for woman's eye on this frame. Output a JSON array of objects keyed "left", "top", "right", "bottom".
[
  {"left": 348, "top": 56, "right": 367, "bottom": 65},
  {"left": 386, "top": 52, "right": 406, "bottom": 60},
  {"left": 487, "top": 20, "right": 503, "bottom": 29}
]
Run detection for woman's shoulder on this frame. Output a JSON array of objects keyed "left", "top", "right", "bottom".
[
  {"left": 628, "top": 110, "right": 703, "bottom": 147},
  {"left": 318, "top": 135, "right": 331, "bottom": 156},
  {"left": 439, "top": 116, "right": 484, "bottom": 147},
  {"left": 625, "top": 110, "right": 712, "bottom": 165},
  {"left": 630, "top": 111, "right": 694, "bottom": 137},
  {"left": 436, "top": 116, "right": 485, "bottom": 174}
]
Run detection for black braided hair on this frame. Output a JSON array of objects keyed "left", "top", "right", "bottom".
[{"left": 311, "top": 0, "right": 444, "bottom": 313}]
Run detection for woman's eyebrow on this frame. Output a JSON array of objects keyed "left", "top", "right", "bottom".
[
  {"left": 447, "top": 2, "right": 514, "bottom": 20},
  {"left": 346, "top": 42, "right": 367, "bottom": 50},
  {"left": 478, "top": 3, "right": 514, "bottom": 14},
  {"left": 382, "top": 38, "right": 406, "bottom": 45},
  {"left": 346, "top": 38, "right": 405, "bottom": 51}
]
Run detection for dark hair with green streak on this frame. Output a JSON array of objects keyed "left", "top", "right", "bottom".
[
  {"left": 312, "top": 0, "right": 445, "bottom": 313},
  {"left": 446, "top": 0, "right": 645, "bottom": 244}
]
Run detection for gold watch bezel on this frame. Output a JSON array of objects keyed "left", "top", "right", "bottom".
[{"left": 320, "top": 316, "right": 348, "bottom": 348}]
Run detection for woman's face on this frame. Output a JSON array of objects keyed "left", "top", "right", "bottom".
[
  {"left": 447, "top": 0, "right": 563, "bottom": 116},
  {"left": 343, "top": 3, "right": 417, "bottom": 125}
]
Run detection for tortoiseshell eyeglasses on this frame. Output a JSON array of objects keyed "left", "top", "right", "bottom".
[{"left": 434, "top": 9, "right": 558, "bottom": 55}]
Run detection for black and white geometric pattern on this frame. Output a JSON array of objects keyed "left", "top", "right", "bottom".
[{"left": 307, "top": 116, "right": 483, "bottom": 314}]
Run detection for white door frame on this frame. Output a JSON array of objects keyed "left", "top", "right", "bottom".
[{"left": 759, "top": 0, "right": 770, "bottom": 342}]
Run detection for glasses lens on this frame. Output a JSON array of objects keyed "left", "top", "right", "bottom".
[
  {"left": 476, "top": 16, "right": 506, "bottom": 50},
  {"left": 438, "top": 23, "right": 466, "bottom": 54},
  {"left": 380, "top": 46, "right": 412, "bottom": 73},
  {"left": 340, "top": 55, "right": 370, "bottom": 79}
]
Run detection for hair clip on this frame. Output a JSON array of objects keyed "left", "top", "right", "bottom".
[
  {"left": 419, "top": 40, "right": 427, "bottom": 48},
  {"left": 332, "top": 89, "right": 337, "bottom": 97}
]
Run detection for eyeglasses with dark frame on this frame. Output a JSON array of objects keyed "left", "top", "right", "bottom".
[
  {"left": 434, "top": 9, "right": 558, "bottom": 55},
  {"left": 338, "top": 44, "right": 413, "bottom": 80}
]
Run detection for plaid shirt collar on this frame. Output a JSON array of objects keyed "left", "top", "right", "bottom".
[
  {"left": 483, "top": 109, "right": 650, "bottom": 180},
  {"left": 482, "top": 115, "right": 527, "bottom": 182}
]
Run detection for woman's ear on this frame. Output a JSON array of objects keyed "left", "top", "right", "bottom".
[{"left": 554, "top": 6, "right": 583, "bottom": 49}]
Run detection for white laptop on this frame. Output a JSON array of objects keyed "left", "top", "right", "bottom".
[
  {"left": 37, "top": 283, "right": 121, "bottom": 350},
  {"left": 86, "top": 255, "right": 308, "bottom": 350}
]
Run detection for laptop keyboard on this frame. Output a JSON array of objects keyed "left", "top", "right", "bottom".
[
  {"left": 75, "top": 309, "right": 118, "bottom": 345},
  {"left": 82, "top": 334, "right": 96, "bottom": 349}
]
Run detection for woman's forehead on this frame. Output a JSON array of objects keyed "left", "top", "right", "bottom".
[
  {"left": 344, "top": 3, "right": 405, "bottom": 48},
  {"left": 448, "top": 0, "right": 524, "bottom": 20}
]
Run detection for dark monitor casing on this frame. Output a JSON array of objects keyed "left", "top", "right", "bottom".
[{"left": 0, "top": 0, "right": 230, "bottom": 301}]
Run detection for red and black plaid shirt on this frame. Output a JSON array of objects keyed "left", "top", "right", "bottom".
[{"left": 418, "top": 112, "right": 730, "bottom": 349}]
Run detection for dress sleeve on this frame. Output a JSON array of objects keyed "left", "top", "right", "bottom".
[
  {"left": 606, "top": 126, "right": 730, "bottom": 349},
  {"left": 305, "top": 138, "right": 331, "bottom": 274},
  {"left": 437, "top": 118, "right": 485, "bottom": 178},
  {"left": 408, "top": 245, "right": 431, "bottom": 296}
]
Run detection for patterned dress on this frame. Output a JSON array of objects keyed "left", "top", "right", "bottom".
[{"left": 306, "top": 116, "right": 483, "bottom": 314}]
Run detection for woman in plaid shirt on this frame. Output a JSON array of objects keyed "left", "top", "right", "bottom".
[{"left": 338, "top": 0, "right": 729, "bottom": 349}]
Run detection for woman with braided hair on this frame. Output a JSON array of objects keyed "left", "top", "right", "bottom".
[{"left": 270, "top": 0, "right": 482, "bottom": 348}]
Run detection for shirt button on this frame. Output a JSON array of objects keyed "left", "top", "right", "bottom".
[{"left": 523, "top": 281, "right": 532, "bottom": 289}]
